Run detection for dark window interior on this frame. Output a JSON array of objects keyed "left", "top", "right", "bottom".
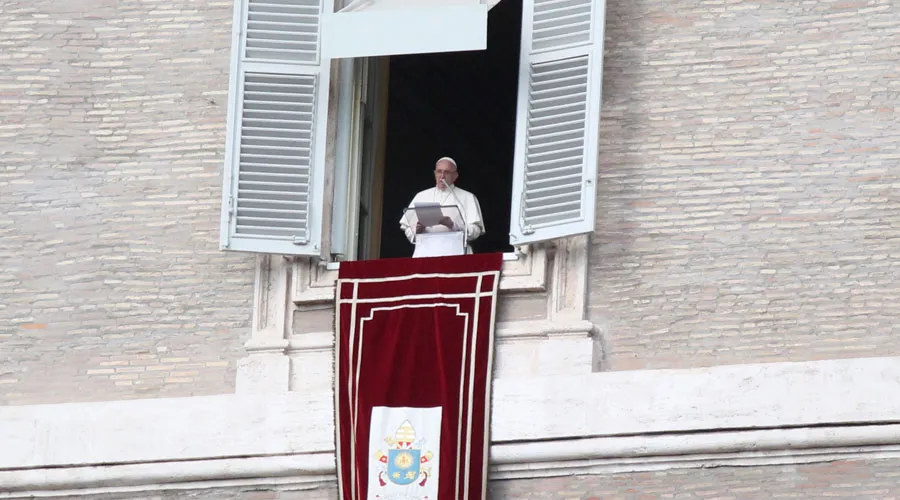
[{"left": 377, "top": 0, "right": 522, "bottom": 258}]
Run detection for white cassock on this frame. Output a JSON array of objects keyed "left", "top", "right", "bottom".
[{"left": 399, "top": 185, "right": 485, "bottom": 255}]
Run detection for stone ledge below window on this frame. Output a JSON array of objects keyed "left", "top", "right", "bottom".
[
  {"left": 292, "top": 246, "right": 549, "bottom": 305},
  {"left": 7, "top": 357, "right": 900, "bottom": 495}
]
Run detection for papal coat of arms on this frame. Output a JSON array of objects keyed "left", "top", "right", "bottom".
[{"left": 372, "top": 420, "right": 435, "bottom": 492}]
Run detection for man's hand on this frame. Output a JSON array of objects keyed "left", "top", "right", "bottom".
[
  {"left": 416, "top": 222, "right": 425, "bottom": 234},
  {"left": 439, "top": 216, "right": 454, "bottom": 229}
]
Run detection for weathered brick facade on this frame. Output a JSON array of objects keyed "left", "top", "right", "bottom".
[
  {"left": 6, "top": 0, "right": 899, "bottom": 396},
  {"left": 0, "top": 0, "right": 254, "bottom": 405},
  {"left": 592, "top": 0, "right": 900, "bottom": 370},
  {"left": 3, "top": 0, "right": 900, "bottom": 497}
]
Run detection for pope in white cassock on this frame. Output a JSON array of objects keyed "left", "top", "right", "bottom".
[{"left": 399, "top": 157, "right": 485, "bottom": 256}]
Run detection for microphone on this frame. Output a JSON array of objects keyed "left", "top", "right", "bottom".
[{"left": 441, "top": 179, "right": 468, "bottom": 252}]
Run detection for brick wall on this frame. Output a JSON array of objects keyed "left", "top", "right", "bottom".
[
  {"left": 38, "top": 458, "right": 900, "bottom": 499},
  {"left": 4, "top": 0, "right": 898, "bottom": 400},
  {"left": 0, "top": 0, "right": 254, "bottom": 404},
  {"left": 591, "top": 0, "right": 900, "bottom": 370}
]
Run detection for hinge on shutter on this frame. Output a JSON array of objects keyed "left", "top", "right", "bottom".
[{"left": 227, "top": 196, "right": 234, "bottom": 216}]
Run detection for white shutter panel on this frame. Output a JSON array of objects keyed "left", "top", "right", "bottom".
[
  {"left": 508, "top": 0, "right": 606, "bottom": 246},
  {"left": 220, "top": 0, "right": 331, "bottom": 255}
]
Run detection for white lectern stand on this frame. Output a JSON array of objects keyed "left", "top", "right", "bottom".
[
  {"left": 402, "top": 205, "right": 467, "bottom": 258},
  {"left": 414, "top": 231, "right": 466, "bottom": 258}
]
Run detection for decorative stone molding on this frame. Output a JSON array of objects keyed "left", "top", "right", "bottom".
[
  {"left": 0, "top": 455, "right": 336, "bottom": 497},
  {"left": 236, "top": 255, "right": 293, "bottom": 393},
  {"left": 242, "top": 238, "right": 596, "bottom": 390},
  {"left": 287, "top": 331, "right": 335, "bottom": 393},
  {"left": 5, "top": 426, "right": 900, "bottom": 497},
  {"left": 490, "top": 425, "right": 900, "bottom": 479},
  {"left": 547, "top": 235, "right": 589, "bottom": 321},
  {"left": 292, "top": 246, "right": 549, "bottom": 305},
  {"left": 5, "top": 357, "right": 900, "bottom": 497},
  {"left": 492, "top": 319, "right": 595, "bottom": 378}
]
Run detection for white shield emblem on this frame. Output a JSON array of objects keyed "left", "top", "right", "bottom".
[{"left": 368, "top": 407, "right": 441, "bottom": 500}]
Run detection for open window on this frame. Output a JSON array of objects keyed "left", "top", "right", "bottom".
[
  {"left": 342, "top": 0, "right": 522, "bottom": 260},
  {"left": 220, "top": 0, "right": 606, "bottom": 259}
]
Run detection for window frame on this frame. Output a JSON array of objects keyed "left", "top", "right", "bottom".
[
  {"left": 220, "top": 0, "right": 607, "bottom": 258},
  {"left": 294, "top": 244, "right": 548, "bottom": 304}
]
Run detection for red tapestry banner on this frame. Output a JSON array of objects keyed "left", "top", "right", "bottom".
[{"left": 335, "top": 253, "right": 503, "bottom": 500}]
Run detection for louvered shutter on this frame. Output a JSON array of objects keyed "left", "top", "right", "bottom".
[
  {"left": 508, "top": 0, "right": 606, "bottom": 246},
  {"left": 220, "top": 0, "right": 331, "bottom": 255}
]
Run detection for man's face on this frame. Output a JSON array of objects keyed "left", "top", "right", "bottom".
[{"left": 434, "top": 160, "right": 458, "bottom": 190}]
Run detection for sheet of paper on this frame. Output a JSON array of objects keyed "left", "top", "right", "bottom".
[{"left": 413, "top": 202, "right": 444, "bottom": 227}]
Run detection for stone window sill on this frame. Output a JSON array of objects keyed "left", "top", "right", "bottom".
[{"left": 292, "top": 246, "right": 548, "bottom": 304}]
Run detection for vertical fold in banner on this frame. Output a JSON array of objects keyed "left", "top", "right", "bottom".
[{"left": 334, "top": 254, "right": 503, "bottom": 500}]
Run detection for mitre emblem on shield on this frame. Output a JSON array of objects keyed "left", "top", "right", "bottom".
[{"left": 373, "top": 420, "right": 434, "bottom": 488}]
